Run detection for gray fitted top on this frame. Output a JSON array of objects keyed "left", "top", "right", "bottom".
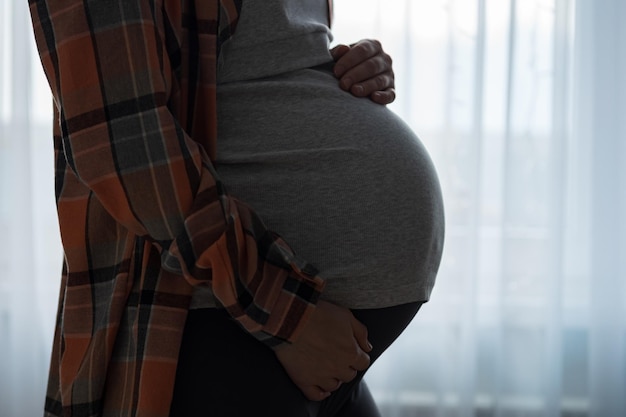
[
  {"left": 191, "top": 0, "right": 445, "bottom": 309},
  {"left": 217, "top": 0, "right": 333, "bottom": 83}
]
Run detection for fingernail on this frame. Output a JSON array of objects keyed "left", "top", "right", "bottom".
[
  {"left": 367, "top": 341, "right": 373, "bottom": 351},
  {"left": 353, "top": 85, "right": 364, "bottom": 95}
]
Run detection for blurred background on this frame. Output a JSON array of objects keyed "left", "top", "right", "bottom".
[{"left": 1, "top": 0, "right": 624, "bottom": 416}]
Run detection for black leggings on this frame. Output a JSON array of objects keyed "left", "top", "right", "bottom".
[{"left": 169, "top": 302, "right": 422, "bottom": 417}]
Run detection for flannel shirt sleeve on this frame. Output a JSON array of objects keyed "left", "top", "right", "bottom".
[{"left": 30, "top": 0, "right": 325, "bottom": 346}]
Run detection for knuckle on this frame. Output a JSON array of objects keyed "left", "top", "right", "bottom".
[
  {"left": 375, "top": 75, "right": 386, "bottom": 90},
  {"left": 360, "top": 39, "right": 379, "bottom": 56},
  {"left": 385, "top": 73, "right": 395, "bottom": 87},
  {"left": 366, "top": 58, "right": 381, "bottom": 75},
  {"left": 352, "top": 40, "right": 366, "bottom": 52},
  {"left": 370, "top": 39, "right": 382, "bottom": 50},
  {"left": 353, "top": 351, "right": 370, "bottom": 370},
  {"left": 345, "top": 368, "right": 358, "bottom": 382}
]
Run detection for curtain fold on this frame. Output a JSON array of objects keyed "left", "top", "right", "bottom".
[
  {"left": 1, "top": 1, "right": 624, "bottom": 416},
  {"left": 579, "top": 1, "right": 626, "bottom": 415}
]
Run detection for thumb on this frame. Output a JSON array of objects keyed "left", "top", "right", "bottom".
[{"left": 350, "top": 315, "right": 373, "bottom": 353}]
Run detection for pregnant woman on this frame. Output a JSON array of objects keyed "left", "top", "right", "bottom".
[{"left": 30, "top": 0, "right": 444, "bottom": 416}]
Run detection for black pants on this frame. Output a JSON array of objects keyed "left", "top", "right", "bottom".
[{"left": 169, "top": 302, "right": 422, "bottom": 417}]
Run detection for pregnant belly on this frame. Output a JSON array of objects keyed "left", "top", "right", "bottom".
[{"left": 215, "top": 68, "right": 444, "bottom": 307}]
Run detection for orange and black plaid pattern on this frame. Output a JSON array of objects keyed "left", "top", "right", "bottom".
[{"left": 29, "top": 1, "right": 326, "bottom": 416}]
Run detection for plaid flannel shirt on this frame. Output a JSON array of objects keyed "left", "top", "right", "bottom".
[{"left": 29, "top": 1, "right": 330, "bottom": 415}]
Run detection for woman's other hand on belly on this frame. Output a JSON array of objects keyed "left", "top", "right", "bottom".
[
  {"left": 331, "top": 39, "right": 396, "bottom": 105},
  {"left": 273, "top": 300, "right": 373, "bottom": 401}
]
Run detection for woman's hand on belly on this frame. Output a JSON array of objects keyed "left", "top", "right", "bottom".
[
  {"left": 331, "top": 39, "right": 396, "bottom": 105},
  {"left": 273, "top": 300, "right": 373, "bottom": 401}
]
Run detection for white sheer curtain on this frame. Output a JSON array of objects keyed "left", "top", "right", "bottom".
[
  {"left": 1, "top": 1, "right": 624, "bottom": 416},
  {"left": 1, "top": 2, "right": 61, "bottom": 417},
  {"left": 332, "top": 1, "right": 626, "bottom": 416}
]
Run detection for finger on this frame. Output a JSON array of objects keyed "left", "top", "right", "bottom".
[
  {"left": 350, "top": 314, "right": 373, "bottom": 353},
  {"left": 352, "top": 348, "right": 371, "bottom": 371},
  {"left": 334, "top": 39, "right": 382, "bottom": 78},
  {"left": 337, "top": 367, "right": 359, "bottom": 383},
  {"left": 370, "top": 88, "right": 396, "bottom": 105},
  {"left": 301, "top": 385, "right": 332, "bottom": 402},
  {"left": 318, "top": 378, "right": 342, "bottom": 393},
  {"left": 339, "top": 56, "right": 389, "bottom": 91},
  {"left": 330, "top": 44, "right": 351, "bottom": 61},
  {"left": 349, "top": 72, "right": 394, "bottom": 97}
]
